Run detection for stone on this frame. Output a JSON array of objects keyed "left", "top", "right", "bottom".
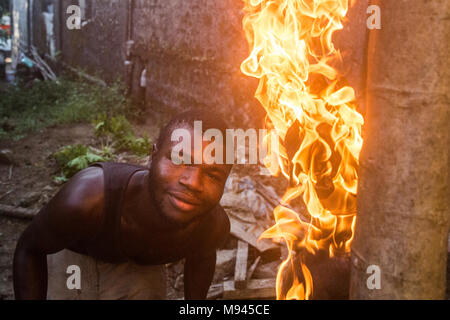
[
  {"left": 0, "top": 149, "right": 14, "bottom": 165},
  {"left": 19, "top": 191, "right": 41, "bottom": 208}
]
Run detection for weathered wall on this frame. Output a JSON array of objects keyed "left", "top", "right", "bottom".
[
  {"left": 59, "top": 0, "right": 128, "bottom": 82},
  {"left": 129, "top": 0, "right": 369, "bottom": 126},
  {"left": 31, "top": 0, "right": 52, "bottom": 57},
  {"left": 17, "top": 0, "right": 369, "bottom": 126},
  {"left": 129, "top": 0, "right": 262, "bottom": 126}
]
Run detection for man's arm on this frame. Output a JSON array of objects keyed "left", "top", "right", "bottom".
[
  {"left": 184, "top": 250, "right": 217, "bottom": 299},
  {"left": 183, "top": 205, "right": 230, "bottom": 300},
  {"left": 13, "top": 206, "right": 67, "bottom": 299},
  {"left": 13, "top": 167, "right": 104, "bottom": 300}
]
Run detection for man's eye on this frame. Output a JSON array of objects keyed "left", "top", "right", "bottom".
[{"left": 207, "top": 172, "right": 221, "bottom": 181}]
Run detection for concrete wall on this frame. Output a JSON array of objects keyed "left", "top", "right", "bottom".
[
  {"left": 129, "top": 0, "right": 368, "bottom": 126},
  {"left": 59, "top": 0, "right": 128, "bottom": 82},
  {"left": 18, "top": 0, "right": 369, "bottom": 127},
  {"left": 129, "top": 0, "right": 262, "bottom": 126}
]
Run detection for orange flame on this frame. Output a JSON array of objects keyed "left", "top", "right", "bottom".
[{"left": 240, "top": 0, "right": 364, "bottom": 299}]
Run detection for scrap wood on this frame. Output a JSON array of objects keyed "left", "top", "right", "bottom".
[
  {"left": 223, "top": 278, "right": 276, "bottom": 300},
  {"left": 0, "top": 204, "right": 37, "bottom": 219},
  {"left": 30, "top": 46, "right": 57, "bottom": 81},
  {"left": 229, "top": 216, "right": 280, "bottom": 256},
  {"left": 17, "top": 44, "right": 57, "bottom": 81},
  {"left": 207, "top": 283, "right": 224, "bottom": 300},
  {"left": 62, "top": 62, "right": 107, "bottom": 87},
  {"left": 234, "top": 240, "right": 249, "bottom": 289},
  {"left": 246, "top": 256, "right": 261, "bottom": 283}
]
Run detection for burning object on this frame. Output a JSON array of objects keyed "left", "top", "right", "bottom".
[{"left": 240, "top": 0, "right": 364, "bottom": 299}]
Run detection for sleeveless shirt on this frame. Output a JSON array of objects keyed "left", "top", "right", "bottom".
[{"left": 83, "top": 162, "right": 147, "bottom": 263}]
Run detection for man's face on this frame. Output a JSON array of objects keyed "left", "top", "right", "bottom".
[{"left": 149, "top": 125, "right": 231, "bottom": 225}]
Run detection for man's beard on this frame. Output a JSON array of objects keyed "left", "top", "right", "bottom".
[{"left": 148, "top": 168, "right": 201, "bottom": 229}]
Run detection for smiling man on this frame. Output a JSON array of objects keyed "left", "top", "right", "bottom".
[{"left": 13, "top": 111, "right": 232, "bottom": 300}]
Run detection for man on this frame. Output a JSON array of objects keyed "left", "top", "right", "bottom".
[{"left": 13, "top": 111, "right": 232, "bottom": 300}]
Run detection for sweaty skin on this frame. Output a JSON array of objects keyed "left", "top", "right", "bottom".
[{"left": 13, "top": 125, "right": 231, "bottom": 300}]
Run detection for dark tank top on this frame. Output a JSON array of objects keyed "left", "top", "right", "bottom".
[{"left": 84, "top": 162, "right": 147, "bottom": 263}]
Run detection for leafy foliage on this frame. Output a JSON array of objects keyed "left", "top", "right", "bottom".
[
  {"left": 1, "top": 74, "right": 150, "bottom": 182},
  {"left": 52, "top": 116, "right": 150, "bottom": 183},
  {"left": 94, "top": 114, "right": 151, "bottom": 157},
  {"left": 0, "top": 76, "right": 130, "bottom": 140},
  {"left": 52, "top": 144, "right": 113, "bottom": 183}
]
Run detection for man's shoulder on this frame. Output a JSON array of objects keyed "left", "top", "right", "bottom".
[
  {"left": 40, "top": 166, "right": 106, "bottom": 243},
  {"left": 58, "top": 166, "right": 105, "bottom": 206},
  {"left": 50, "top": 166, "right": 105, "bottom": 221}
]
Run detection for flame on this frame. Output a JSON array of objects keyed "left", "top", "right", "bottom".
[{"left": 240, "top": 0, "right": 364, "bottom": 299}]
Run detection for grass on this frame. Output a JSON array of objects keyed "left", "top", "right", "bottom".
[
  {"left": 0, "top": 75, "right": 152, "bottom": 182},
  {"left": 0, "top": 75, "right": 135, "bottom": 140}
]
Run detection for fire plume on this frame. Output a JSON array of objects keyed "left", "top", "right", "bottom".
[{"left": 240, "top": 0, "right": 364, "bottom": 299}]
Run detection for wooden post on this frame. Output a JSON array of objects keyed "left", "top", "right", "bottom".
[{"left": 234, "top": 240, "right": 249, "bottom": 289}]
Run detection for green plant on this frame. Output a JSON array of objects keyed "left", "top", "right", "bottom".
[
  {"left": 52, "top": 144, "right": 113, "bottom": 183},
  {"left": 52, "top": 115, "right": 151, "bottom": 183},
  {"left": 0, "top": 76, "right": 130, "bottom": 140},
  {"left": 94, "top": 114, "right": 151, "bottom": 157}
]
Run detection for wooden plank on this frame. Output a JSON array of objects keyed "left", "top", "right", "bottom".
[
  {"left": 246, "top": 256, "right": 261, "bottom": 282},
  {"left": 234, "top": 241, "right": 249, "bottom": 289},
  {"left": 223, "top": 278, "right": 276, "bottom": 300},
  {"left": 207, "top": 283, "right": 224, "bottom": 300},
  {"left": 229, "top": 217, "right": 280, "bottom": 255}
]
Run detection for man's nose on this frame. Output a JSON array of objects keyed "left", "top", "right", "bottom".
[{"left": 179, "top": 167, "right": 203, "bottom": 193}]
